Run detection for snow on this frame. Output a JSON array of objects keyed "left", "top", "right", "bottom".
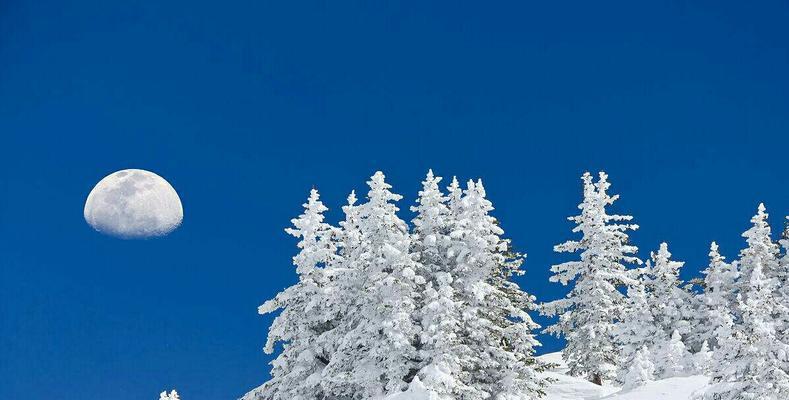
[
  {"left": 380, "top": 351, "right": 711, "bottom": 400},
  {"left": 541, "top": 172, "right": 642, "bottom": 384},
  {"left": 542, "top": 371, "right": 618, "bottom": 400},
  {"left": 539, "top": 352, "right": 619, "bottom": 400},
  {"left": 603, "top": 376, "right": 710, "bottom": 400},
  {"left": 538, "top": 352, "right": 709, "bottom": 400},
  {"left": 383, "top": 378, "right": 434, "bottom": 400},
  {"left": 245, "top": 171, "right": 789, "bottom": 400}
]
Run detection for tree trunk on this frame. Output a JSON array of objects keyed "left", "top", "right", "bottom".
[{"left": 591, "top": 373, "right": 603, "bottom": 386}]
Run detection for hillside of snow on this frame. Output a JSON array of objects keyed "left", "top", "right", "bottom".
[
  {"left": 381, "top": 352, "right": 711, "bottom": 400},
  {"left": 538, "top": 352, "right": 710, "bottom": 400}
]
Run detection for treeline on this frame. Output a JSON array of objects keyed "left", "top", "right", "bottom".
[
  {"left": 541, "top": 172, "right": 789, "bottom": 400},
  {"left": 245, "top": 171, "right": 789, "bottom": 400},
  {"left": 246, "top": 171, "right": 544, "bottom": 400}
]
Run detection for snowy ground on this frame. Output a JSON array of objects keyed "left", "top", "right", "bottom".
[
  {"left": 380, "top": 352, "right": 711, "bottom": 400},
  {"left": 538, "top": 352, "right": 618, "bottom": 400},
  {"left": 538, "top": 352, "right": 710, "bottom": 400}
]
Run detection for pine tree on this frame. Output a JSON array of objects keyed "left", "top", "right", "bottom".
[
  {"left": 451, "top": 179, "right": 545, "bottom": 399},
  {"left": 692, "top": 340, "right": 713, "bottom": 375},
  {"left": 702, "top": 205, "right": 789, "bottom": 400},
  {"left": 339, "top": 190, "right": 363, "bottom": 262},
  {"left": 653, "top": 330, "right": 690, "bottom": 378},
  {"left": 776, "top": 217, "right": 789, "bottom": 354},
  {"left": 411, "top": 170, "right": 474, "bottom": 398},
  {"left": 322, "top": 172, "right": 424, "bottom": 399},
  {"left": 298, "top": 190, "right": 366, "bottom": 399},
  {"left": 250, "top": 189, "right": 341, "bottom": 400},
  {"left": 159, "top": 390, "right": 180, "bottom": 400},
  {"left": 446, "top": 176, "right": 463, "bottom": 218},
  {"left": 613, "top": 273, "right": 662, "bottom": 383},
  {"left": 542, "top": 172, "right": 641, "bottom": 385},
  {"left": 705, "top": 263, "right": 789, "bottom": 399},
  {"left": 329, "top": 190, "right": 366, "bottom": 327},
  {"left": 695, "top": 242, "right": 739, "bottom": 350},
  {"left": 735, "top": 204, "right": 781, "bottom": 306},
  {"left": 643, "top": 243, "right": 696, "bottom": 350},
  {"left": 622, "top": 346, "right": 655, "bottom": 391}
]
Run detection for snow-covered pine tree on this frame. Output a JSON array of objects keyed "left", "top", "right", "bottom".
[
  {"left": 704, "top": 264, "right": 789, "bottom": 399},
  {"left": 702, "top": 204, "right": 789, "bottom": 400},
  {"left": 541, "top": 172, "right": 641, "bottom": 385},
  {"left": 322, "top": 172, "right": 424, "bottom": 399},
  {"left": 612, "top": 272, "right": 662, "bottom": 383},
  {"left": 248, "top": 189, "right": 341, "bottom": 400},
  {"left": 308, "top": 190, "right": 370, "bottom": 399},
  {"left": 410, "top": 170, "right": 475, "bottom": 398},
  {"left": 159, "top": 390, "right": 180, "bottom": 400},
  {"left": 778, "top": 217, "right": 789, "bottom": 351},
  {"left": 450, "top": 179, "right": 545, "bottom": 400},
  {"left": 643, "top": 243, "right": 696, "bottom": 350},
  {"left": 339, "top": 190, "right": 363, "bottom": 263},
  {"left": 329, "top": 190, "right": 365, "bottom": 324},
  {"left": 653, "top": 330, "right": 690, "bottom": 378},
  {"left": 692, "top": 340, "right": 713, "bottom": 375},
  {"left": 446, "top": 176, "right": 463, "bottom": 218},
  {"left": 695, "top": 242, "right": 739, "bottom": 350},
  {"left": 734, "top": 204, "right": 781, "bottom": 307},
  {"left": 622, "top": 346, "right": 655, "bottom": 391}
]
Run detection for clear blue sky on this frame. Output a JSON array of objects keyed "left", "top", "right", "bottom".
[{"left": 1, "top": 1, "right": 788, "bottom": 399}]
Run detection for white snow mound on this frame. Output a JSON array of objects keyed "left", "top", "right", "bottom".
[
  {"left": 539, "top": 352, "right": 710, "bottom": 400},
  {"left": 261, "top": 351, "right": 712, "bottom": 400}
]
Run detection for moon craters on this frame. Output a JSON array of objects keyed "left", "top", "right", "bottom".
[{"left": 84, "top": 169, "right": 183, "bottom": 239}]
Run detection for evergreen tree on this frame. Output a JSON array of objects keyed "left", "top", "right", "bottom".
[
  {"left": 653, "top": 330, "right": 690, "bottom": 378},
  {"left": 613, "top": 273, "right": 662, "bottom": 382},
  {"left": 695, "top": 242, "right": 739, "bottom": 350},
  {"left": 643, "top": 243, "right": 696, "bottom": 350},
  {"left": 250, "top": 189, "right": 341, "bottom": 400},
  {"left": 705, "top": 263, "right": 789, "bottom": 399},
  {"left": 314, "top": 190, "right": 368, "bottom": 396},
  {"left": 451, "top": 179, "right": 545, "bottom": 399},
  {"left": 542, "top": 172, "right": 641, "bottom": 385},
  {"left": 159, "top": 390, "right": 180, "bottom": 400},
  {"left": 734, "top": 204, "right": 781, "bottom": 305},
  {"left": 692, "top": 340, "right": 713, "bottom": 375},
  {"left": 774, "top": 217, "right": 789, "bottom": 347},
  {"left": 703, "top": 205, "right": 789, "bottom": 400},
  {"left": 446, "top": 176, "right": 463, "bottom": 218},
  {"left": 323, "top": 172, "right": 424, "bottom": 399},
  {"left": 622, "top": 346, "right": 655, "bottom": 391},
  {"left": 411, "top": 170, "right": 475, "bottom": 398}
]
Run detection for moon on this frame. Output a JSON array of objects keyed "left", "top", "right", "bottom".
[{"left": 84, "top": 169, "right": 183, "bottom": 239}]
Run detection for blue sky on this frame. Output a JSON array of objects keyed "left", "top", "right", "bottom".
[{"left": 1, "top": 1, "right": 788, "bottom": 399}]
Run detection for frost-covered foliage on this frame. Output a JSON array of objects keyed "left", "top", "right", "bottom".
[
  {"left": 613, "top": 273, "right": 660, "bottom": 383},
  {"left": 616, "top": 244, "right": 707, "bottom": 384},
  {"left": 694, "top": 242, "right": 738, "bottom": 350},
  {"left": 159, "top": 390, "right": 180, "bottom": 400},
  {"left": 410, "top": 171, "right": 471, "bottom": 398},
  {"left": 323, "top": 172, "right": 424, "bottom": 399},
  {"left": 692, "top": 340, "right": 713, "bottom": 375},
  {"left": 622, "top": 346, "right": 655, "bottom": 391},
  {"left": 247, "top": 171, "right": 544, "bottom": 400},
  {"left": 246, "top": 170, "right": 789, "bottom": 400},
  {"left": 733, "top": 204, "right": 782, "bottom": 310},
  {"left": 643, "top": 243, "right": 695, "bottom": 350},
  {"left": 653, "top": 330, "right": 690, "bottom": 379},
  {"left": 450, "top": 179, "right": 545, "bottom": 399},
  {"left": 775, "top": 217, "right": 789, "bottom": 348},
  {"left": 251, "top": 189, "right": 341, "bottom": 400},
  {"left": 700, "top": 204, "right": 789, "bottom": 400},
  {"left": 541, "top": 172, "right": 641, "bottom": 385}
]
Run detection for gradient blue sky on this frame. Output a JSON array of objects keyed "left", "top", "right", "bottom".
[{"left": 2, "top": 1, "right": 788, "bottom": 399}]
